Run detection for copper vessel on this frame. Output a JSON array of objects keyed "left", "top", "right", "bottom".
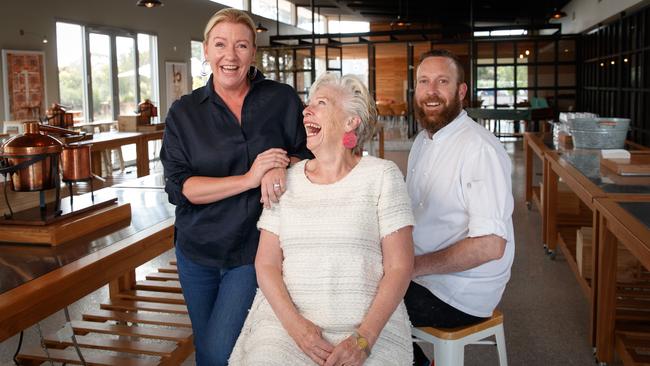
[
  {"left": 1, "top": 122, "right": 63, "bottom": 191},
  {"left": 61, "top": 144, "right": 92, "bottom": 181}
]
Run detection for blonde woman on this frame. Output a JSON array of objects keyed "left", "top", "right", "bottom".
[
  {"left": 160, "top": 8, "right": 311, "bottom": 365},
  {"left": 230, "top": 73, "right": 414, "bottom": 366}
]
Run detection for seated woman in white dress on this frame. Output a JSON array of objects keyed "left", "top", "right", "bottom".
[{"left": 230, "top": 73, "right": 415, "bottom": 366}]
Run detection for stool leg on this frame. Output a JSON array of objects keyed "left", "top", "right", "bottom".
[
  {"left": 434, "top": 339, "right": 464, "bottom": 366},
  {"left": 495, "top": 324, "right": 508, "bottom": 366}
]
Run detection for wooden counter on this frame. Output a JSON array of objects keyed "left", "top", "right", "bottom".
[
  {"left": 0, "top": 186, "right": 175, "bottom": 342},
  {"left": 544, "top": 150, "right": 650, "bottom": 345},
  {"left": 594, "top": 197, "right": 650, "bottom": 364}
]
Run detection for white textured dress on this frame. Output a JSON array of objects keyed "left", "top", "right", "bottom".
[{"left": 230, "top": 156, "right": 414, "bottom": 366}]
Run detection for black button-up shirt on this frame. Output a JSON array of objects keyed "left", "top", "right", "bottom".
[{"left": 160, "top": 72, "right": 312, "bottom": 268}]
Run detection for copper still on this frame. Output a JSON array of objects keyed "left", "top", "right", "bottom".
[
  {"left": 137, "top": 99, "right": 158, "bottom": 124},
  {"left": 1, "top": 122, "right": 63, "bottom": 191},
  {"left": 1, "top": 122, "right": 93, "bottom": 217},
  {"left": 46, "top": 103, "right": 74, "bottom": 128}
]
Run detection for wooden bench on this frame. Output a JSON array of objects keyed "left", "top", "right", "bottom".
[{"left": 17, "top": 261, "right": 194, "bottom": 366}]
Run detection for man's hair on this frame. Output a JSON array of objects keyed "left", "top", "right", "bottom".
[{"left": 418, "top": 49, "right": 465, "bottom": 84}]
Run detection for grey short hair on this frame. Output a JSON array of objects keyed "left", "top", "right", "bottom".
[{"left": 308, "top": 73, "right": 377, "bottom": 155}]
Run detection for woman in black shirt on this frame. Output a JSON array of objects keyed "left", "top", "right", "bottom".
[{"left": 160, "top": 8, "right": 311, "bottom": 366}]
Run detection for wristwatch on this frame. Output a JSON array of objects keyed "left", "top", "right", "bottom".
[{"left": 352, "top": 331, "right": 371, "bottom": 357}]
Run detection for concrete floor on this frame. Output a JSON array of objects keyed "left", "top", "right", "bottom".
[{"left": 0, "top": 140, "right": 601, "bottom": 365}]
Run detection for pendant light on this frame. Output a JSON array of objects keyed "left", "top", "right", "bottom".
[
  {"left": 137, "top": 0, "right": 163, "bottom": 8},
  {"left": 256, "top": 22, "right": 268, "bottom": 33}
]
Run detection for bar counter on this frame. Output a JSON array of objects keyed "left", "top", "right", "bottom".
[{"left": 0, "top": 186, "right": 175, "bottom": 341}]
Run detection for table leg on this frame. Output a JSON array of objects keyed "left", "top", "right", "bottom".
[
  {"left": 109, "top": 270, "right": 136, "bottom": 300},
  {"left": 589, "top": 209, "right": 601, "bottom": 346},
  {"left": 541, "top": 155, "right": 549, "bottom": 245},
  {"left": 544, "top": 158, "right": 558, "bottom": 254},
  {"left": 136, "top": 138, "right": 150, "bottom": 178},
  {"left": 595, "top": 214, "right": 618, "bottom": 363},
  {"left": 524, "top": 136, "right": 533, "bottom": 206}
]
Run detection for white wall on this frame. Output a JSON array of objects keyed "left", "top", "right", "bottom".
[
  {"left": 555, "top": 0, "right": 648, "bottom": 34},
  {"left": 0, "top": 0, "right": 307, "bottom": 122}
]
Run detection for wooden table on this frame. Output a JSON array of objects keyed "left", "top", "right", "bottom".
[
  {"left": 0, "top": 186, "right": 175, "bottom": 342},
  {"left": 594, "top": 197, "right": 650, "bottom": 364},
  {"left": 544, "top": 150, "right": 650, "bottom": 345},
  {"left": 523, "top": 132, "right": 572, "bottom": 247},
  {"left": 467, "top": 107, "right": 554, "bottom": 137},
  {"left": 74, "top": 130, "right": 164, "bottom": 178},
  {"left": 73, "top": 120, "right": 117, "bottom": 133}
]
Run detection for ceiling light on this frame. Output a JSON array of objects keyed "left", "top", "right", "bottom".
[
  {"left": 519, "top": 54, "right": 524, "bottom": 59},
  {"left": 255, "top": 22, "right": 268, "bottom": 33},
  {"left": 136, "top": 0, "right": 163, "bottom": 8},
  {"left": 610, "top": 60, "right": 615, "bottom": 65},
  {"left": 624, "top": 58, "right": 629, "bottom": 63},
  {"left": 391, "top": 15, "right": 411, "bottom": 28},
  {"left": 550, "top": 9, "right": 567, "bottom": 19},
  {"left": 524, "top": 50, "right": 530, "bottom": 56},
  {"left": 42, "top": 36, "right": 48, "bottom": 44},
  {"left": 600, "top": 62, "right": 604, "bottom": 67}
]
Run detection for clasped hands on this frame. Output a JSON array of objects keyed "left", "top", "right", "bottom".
[
  {"left": 288, "top": 316, "right": 369, "bottom": 366},
  {"left": 247, "top": 148, "right": 290, "bottom": 208}
]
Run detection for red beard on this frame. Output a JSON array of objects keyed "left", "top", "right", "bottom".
[{"left": 414, "top": 92, "right": 463, "bottom": 135}]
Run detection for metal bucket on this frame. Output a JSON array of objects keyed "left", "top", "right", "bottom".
[{"left": 568, "top": 117, "right": 630, "bottom": 149}]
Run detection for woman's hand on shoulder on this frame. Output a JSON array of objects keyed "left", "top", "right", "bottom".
[
  {"left": 324, "top": 335, "right": 369, "bottom": 366},
  {"left": 260, "top": 167, "right": 287, "bottom": 208},
  {"left": 245, "top": 148, "right": 289, "bottom": 190},
  {"left": 286, "top": 316, "right": 334, "bottom": 366}
]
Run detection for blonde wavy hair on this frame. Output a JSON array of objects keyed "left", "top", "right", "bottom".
[
  {"left": 308, "top": 73, "right": 378, "bottom": 155},
  {"left": 203, "top": 8, "right": 257, "bottom": 47}
]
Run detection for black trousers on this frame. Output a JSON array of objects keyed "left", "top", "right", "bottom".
[{"left": 404, "top": 281, "right": 488, "bottom": 366}]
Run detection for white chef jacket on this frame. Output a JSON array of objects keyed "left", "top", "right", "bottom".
[{"left": 406, "top": 110, "right": 515, "bottom": 318}]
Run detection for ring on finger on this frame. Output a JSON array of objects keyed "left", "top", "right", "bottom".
[{"left": 273, "top": 183, "right": 281, "bottom": 190}]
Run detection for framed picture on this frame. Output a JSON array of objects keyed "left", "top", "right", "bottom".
[
  {"left": 165, "top": 61, "right": 189, "bottom": 110},
  {"left": 2, "top": 49, "right": 48, "bottom": 121}
]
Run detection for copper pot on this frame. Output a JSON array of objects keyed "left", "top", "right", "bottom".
[
  {"left": 61, "top": 144, "right": 92, "bottom": 181},
  {"left": 1, "top": 122, "right": 63, "bottom": 191}
]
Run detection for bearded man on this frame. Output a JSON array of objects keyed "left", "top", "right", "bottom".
[{"left": 405, "top": 49, "right": 515, "bottom": 366}]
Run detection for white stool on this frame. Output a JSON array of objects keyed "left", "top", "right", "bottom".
[{"left": 412, "top": 310, "right": 507, "bottom": 366}]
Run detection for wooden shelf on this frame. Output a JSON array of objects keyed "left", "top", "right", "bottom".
[
  {"left": 616, "top": 330, "right": 650, "bottom": 365},
  {"left": 557, "top": 227, "right": 592, "bottom": 299}
]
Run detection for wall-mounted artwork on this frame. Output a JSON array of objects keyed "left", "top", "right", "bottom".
[
  {"left": 165, "top": 61, "right": 188, "bottom": 110},
  {"left": 2, "top": 50, "right": 48, "bottom": 121}
]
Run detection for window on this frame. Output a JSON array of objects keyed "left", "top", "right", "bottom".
[
  {"left": 191, "top": 40, "right": 209, "bottom": 90},
  {"left": 252, "top": 0, "right": 276, "bottom": 20},
  {"left": 209, "top": 0, "right": 244, "bottom": 9},
  {"left": 277, "top": 0, "right": 293, "bottom": 24},
  {"left": 252, "top": 0, "right": 294, "bottom": 24},
  {"left": 138, "top": 34, "right": 159, "bottom": 107},
  {"left": 56, "top": 22, "right": 86, "bottom": 121},
  {"left": 297, "top": 7, "right": 326, "bottom": 33},
  {"left": 328, "top": 21, "right": 369, "bottom": 33},
  {"left": 55, "top": 21, "right": 159, "bottom": 122},
  {"left": 473, "top": 38, "right": 577, "bottom": 113}
]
